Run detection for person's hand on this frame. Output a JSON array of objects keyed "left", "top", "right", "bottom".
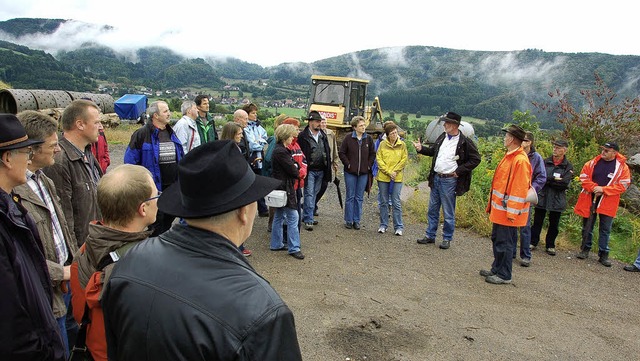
[
  {"left": 593, "top": 186, "right": 604, "bottom": 196},
  {"left": 63, "top": 265, "right": 71, "bottom": 281},
  {"left": 412, "top": 141, "right": 422, "bottom": 151},
  {"left": 390, "top": 171, "right": 397, "bottom": 180}
]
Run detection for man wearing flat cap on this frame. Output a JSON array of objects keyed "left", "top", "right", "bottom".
[
  {"left": 0, "top": 114, "right": 66, "bottom": 361},
  {"left": 102, "top": 140, "right": 302, "bottom": 360},
  {"left": 575, "top": 141, "right": 630, "bottom": 266},
  {"left": 414, "top": 112, "right": 481, "bottom": 250},
  {"left": 480, "top": 124, "right": 531, "bottom": 284},
  {"left": 530, "top": 139, "right": 574, "bottom": 256}
]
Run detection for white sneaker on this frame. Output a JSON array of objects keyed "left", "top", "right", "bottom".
[
  {"left": 378, "top": 226, "right": 386, "bottom": 234},
  {"left": 394, "top": 229, "right": 403, "bottom": 236}
]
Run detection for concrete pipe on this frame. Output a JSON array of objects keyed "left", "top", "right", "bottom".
[
  {"left": 0, "top": 89, "right": 115, "bottom": 114},
  {"left": 0, "top": 89, "right": 38, "bottom": 113}
]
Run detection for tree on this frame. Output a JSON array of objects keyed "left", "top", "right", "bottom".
[
  {"left": 533, "top": 73, "right": 640, "bottom": 151},
  {"left": 168, "top": 98, "right": 182, "bottom": 112}
]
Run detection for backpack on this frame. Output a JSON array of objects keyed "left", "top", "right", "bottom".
[{"left": 69, "top": 242, "right": 139, "bottom": 361}]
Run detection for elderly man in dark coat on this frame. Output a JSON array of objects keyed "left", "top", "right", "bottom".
[
  {"left": 103, "top": 140, "right": 303, "bottom": 360},
  {"left": 0, "top": 113, "right": 65, "bottom": 361}
]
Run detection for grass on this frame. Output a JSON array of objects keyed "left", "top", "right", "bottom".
[
  {"left": 402, "top": 148, "right": 640, "bottom": 264},
  {"left": 104, "top": 124, "right": 141, "bottom": 144}
]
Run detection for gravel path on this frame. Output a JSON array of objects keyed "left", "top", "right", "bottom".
[{"left": 109, "top": 144, "right": 640, "bottom": 361}]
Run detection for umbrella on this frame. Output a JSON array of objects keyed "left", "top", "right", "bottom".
[
  {"left": 582, "top": 195, "right": 600, "bottom": 241},
  {"left": 333, "top": 177, "right": 343, "bottom": 209}
]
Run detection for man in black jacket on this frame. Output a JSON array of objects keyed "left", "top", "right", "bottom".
[
  {"left": 103, "top": 140, "right": 302, "bottom": 360},
  {"left": 414, "top": 112, "right": 481, "bottom": 249},
  {"left": 297, "top": 111, "right": 332, "bottom": 230},
  {"left": 0, "top": 113, "right": 65, "bottom": 361}
]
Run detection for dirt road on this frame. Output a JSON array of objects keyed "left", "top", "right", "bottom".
[{"left": 109, "top": 144, "right": 640, "bottom": 360}]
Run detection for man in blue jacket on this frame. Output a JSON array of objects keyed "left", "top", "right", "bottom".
[{"left": 125, "top": 101, "right": 184, "bottom": 236}]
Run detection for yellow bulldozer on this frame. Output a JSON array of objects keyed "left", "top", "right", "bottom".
[{"left": 307, "top": 75, "right": 386, "bottom": 142}]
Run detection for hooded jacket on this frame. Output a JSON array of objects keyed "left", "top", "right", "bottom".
[
  {"left": 574, "top": 152, "right": 631, "bottom": 218},
  {"left": 102, "top": 225, "right": 302, "bottom": 360},
  {"left": 376, "top": 137, "right": 408, "bottom": 183}
]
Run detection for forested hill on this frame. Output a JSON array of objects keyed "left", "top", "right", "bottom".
[{"left": 1, "top": 17, "right": 640, "bottom": 127}]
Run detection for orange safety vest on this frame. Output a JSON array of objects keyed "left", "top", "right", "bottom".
[
  {"left": 486, "top": 147, "right": 532, "bottom": 226},
  {"left": 574, "top": 153, "right": 631, "bottom": 218}
]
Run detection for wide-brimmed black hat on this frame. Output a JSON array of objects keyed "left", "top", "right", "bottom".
[
  {"left": 0, "top": 113, "right": 44, "bottom": 151},
  {"left": 158, "top": 140, "right": 281, "bottom": 218},
  {"left": 306, "top": 110, "right": 323, "bottom": 121},
  {"left": 501, "top": 124, "right": 527, "bottom": 141},
  {"left": 441, "top": 112, "right": 462, "bottom": 125}
]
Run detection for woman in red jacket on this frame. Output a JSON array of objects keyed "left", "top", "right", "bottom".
[{"left": 91, "top": 122, "right": 110, "bottom": 173}]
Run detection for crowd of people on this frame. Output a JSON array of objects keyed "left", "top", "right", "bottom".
[{"left": 1, "top": 97, "right": 635, "bottom": 360}]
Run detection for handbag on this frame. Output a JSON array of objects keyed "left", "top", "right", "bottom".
[
  {"left": 264, "top": 190, "right": 287, "bottom": 208},
  {"left": 68, "top": 304, "right": 94, "bottom": 361}
]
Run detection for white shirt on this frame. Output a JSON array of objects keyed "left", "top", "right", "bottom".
[{"left": 434, "top": 134, "right": 460, "bottom": 174}]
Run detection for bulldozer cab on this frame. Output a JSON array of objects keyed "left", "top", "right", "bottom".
[{"left": 309, "top": 75, "right": 369, "bottom": 131}]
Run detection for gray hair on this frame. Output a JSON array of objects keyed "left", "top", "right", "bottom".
[
  {"left": 181, "top": 100, "right": 196, "bottom": 115},
  {"left": 147, "top": 101, "right": 166, "bottom": 120}
]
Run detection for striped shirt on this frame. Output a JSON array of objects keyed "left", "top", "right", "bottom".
[{"left": 26, "top": 169, "right": 68, "bottom": 265}]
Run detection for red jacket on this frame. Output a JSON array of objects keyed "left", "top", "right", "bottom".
[
  {"left": 486, "top": 147, "right": 532, "bottom": 227},
  {"left": 287, "top": 139, "right": 307, "bottom": 190},
  {"left": 574, "top": 153, "right": 631, "bottom": 218},
  {"left": 91, "top": 131, "right": 110, "bottom": 173}
]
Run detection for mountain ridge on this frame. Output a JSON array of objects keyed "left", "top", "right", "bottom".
[{"left": 1, "top": 17, "right": 639, "bottom": 127}]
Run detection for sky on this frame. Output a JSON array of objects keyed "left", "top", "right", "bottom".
[{"left": 0, "top": 0, "right": 638, "bottom": 67}]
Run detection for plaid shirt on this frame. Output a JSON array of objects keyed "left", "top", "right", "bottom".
[{"left": 26, "top": 169, "right": 68, "bottom": 265}]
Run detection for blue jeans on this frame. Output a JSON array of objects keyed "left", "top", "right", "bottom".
[
  {"left": 59, "top": 286, "right": 71, "bottom": 359},
  {"left": 425, "top": 175, "right": 457, "bottom": 240},
  {"left": 581, "top": 213, "right": 614, "bottom": 252},
  {"left": 633, "top": 248, "right": 640, "bottom": 269},
  {"left": 491, "top": 223, "right": 518, "bottom": 280},
  {"left": 377, "top": 181, "right": 394, "bottom": 207},
  {"left": 303, "top": 170, "right": 324, "bottom": 223},
  {"left": 378, "top": 181, "right": 403, "bottom": 231},
  {"left": 344, "top": 172, "right": 368, "bottom": 224},
  {"left": 271, "top": 207, "right": 301, "bottom": 253},
  {"left": 514, "top": 208, "right": 532, "bottom": 260}
]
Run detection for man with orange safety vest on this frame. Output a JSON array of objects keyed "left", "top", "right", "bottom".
[
  {"left": 480, "top": 125, "right": 532, "bottom": 284},
  {"left": 575, "top": 142, "right": 631, "bottom": 267}
]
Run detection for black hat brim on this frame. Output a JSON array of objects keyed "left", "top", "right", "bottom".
[
  {"left": 0, "top": 138, "right": 44, "bottom": 151},
  {"left": 158, "top": 173, "right": 282, "bottom": 219}
]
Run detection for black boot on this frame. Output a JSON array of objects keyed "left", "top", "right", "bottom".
[
  {"left": 598, "top": 251, "right": 612, "bottom": 267},
  {"left": 577, "top": 248, "right": 590, "bottom": 259}
]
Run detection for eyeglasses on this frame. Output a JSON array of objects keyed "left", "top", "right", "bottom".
[
  {"left": 12, "top": 148, "right": 34, "bottom": 161},
  {"left": 143, "top": 191, "right": 162, "bottom": 202}
]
